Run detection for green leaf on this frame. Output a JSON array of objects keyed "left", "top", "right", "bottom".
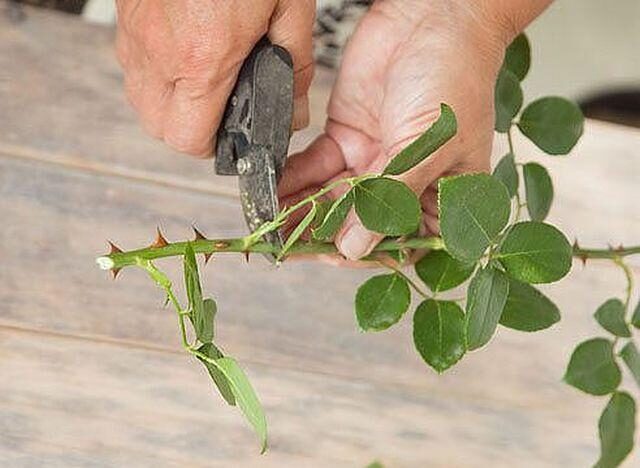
[
  {"left": 499, "top": 278, "right": 560, "bottom": 331},
  {"left": 564, "top": 338, "right": 621, "bottom": 396},
  {"left": 631, "top": 299, "right": 640, "bottom": 329},
  {"left": 493, "top": 153, "right": 519, "bottom": 198},
  {"left": 354, "top": 177, "right": 421, "bottom": 236},
  {"left": 139, "top": 259, "right": 171, "bottom": 289},
  {"left": 595, "top": 392, "right": 636, "bottom": 468},
  {"left": 496, "top": 221, "right": 572, "bottom": 284},
  {"left": 383, "top": 103, "right": 457, "bottom": 175},
  {"left": 413, "top": 300, "right": 466, "bottom": 373},
  {"left": 197, "top": 343, "right": 236, "bottom": 406},
  {"left": 387, "top": 248, "right": 407, "bottom": 265},
  {"left": 415, "top": 250, "right": 475, "bottom": 293},
  {"left": 365, "top": 462, "right": 384, "bottom": 468},
  {"left": 503, "top": 33, "right": 531, "bottom": 81},
  {"left": 194, "top": 298, "right": 216, "bottom": 344},
  {"left": 184, "top": 242, "right": 205, "bottom": 324},
  {"left": 517, "top": 97, "right": 585, "bottom": 155},
  {"left": 523, "top": 163, "right": 553, "bottom": 221},
  {"left": 278, "top": 202, "right": 317, "bottom": 260},
  {"left": 594, "top": 299, "right": 631, "bottom": 338},
  {"left": 215, "top": 357, "right": 268, "bottom": 453},
  {"left": 620, "top": 342, "right": 640, "bottom": 389},
  {"left": 355, "top": 273, "right": 411, "bottom": 332},
  {"left": 439, "top": 174, "right": 511, "bottom": 263},
  {"left": 311, "top": 199, "right": 332, "bottom": 229},
  {"left": 465, "top": 267, "right": 509, "bottom": 351},
  {"left": 312, "top": 190, "right": 354, "bottom": 241},
  {"left": 494, "top": 67, "right": 523, "bottom": 132}
]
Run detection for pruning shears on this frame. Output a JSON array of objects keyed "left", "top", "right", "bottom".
[{"left": 214, "top": 37, "right": 294, "bottom": 261}]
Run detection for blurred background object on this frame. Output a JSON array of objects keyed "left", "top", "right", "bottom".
[
  {"left": 11, "top": 0, "right": 86, "bottom": 14},
  {"left": 523, "top": 0, "right": 640, "bottom": 128}
]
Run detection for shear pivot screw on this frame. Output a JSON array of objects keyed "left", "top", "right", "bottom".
[{"left": 236, "top": 157, "right": 253, "bottom": 175}]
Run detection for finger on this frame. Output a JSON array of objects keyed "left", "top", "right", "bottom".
[
  {"left": 421, "top": 186, "right": 439, "bottom": 217},
  {"left": 118, "top": 29, "right": 145, "bottom": 111},
  {"left": 279, "top": 185, "right": 325, "bottom": 238},
  {"left": 278, "top": 134, "right": 347, "bottom": 198},
  {"left": 328, "top": 130, "right": 387, "bottom": 261},
  {"left": 424, "top": 213, "right": 440, "bottom": 236},
  {"left": 333, "top": 121, "right": 454, "bottom": 261},
  {"left": 136, "top": 68, "right": 173, "bottom": 139},
  {"left": 269, "top": 0, "right": 315, "bottom": 130},
  {"left": 279, "top": 120, "right": 378, "bottom": 202},
  {"left": 163, "top": 71, "right": 239, "bottom": 157},
  {"left": 325, "top": 168, "right": 356, "bottom": 198},
  {"left": 335, "top": 213, "right": 385, "bottom": 261},
  {"left": 284, "top": 253, "right": 379, "bottom": 269}
]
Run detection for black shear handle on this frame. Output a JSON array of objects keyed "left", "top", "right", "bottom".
[{"left": 214, "top": 37, "right": 294, "bottom": 179}]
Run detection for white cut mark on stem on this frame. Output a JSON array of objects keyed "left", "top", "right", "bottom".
[{"left": 96, "top": 256, "right": 115, "bottom": 270}]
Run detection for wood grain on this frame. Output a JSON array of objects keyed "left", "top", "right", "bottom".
[
  {"left": 0, "top": 326, "right": 619, "bottom": 467},
  {"left": 1, "top": 155, "right": 639, "bottom": 464}
]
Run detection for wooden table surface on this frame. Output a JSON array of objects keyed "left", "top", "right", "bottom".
[{"left": 1, "top": 7, "right": 640, "bottom": 468}]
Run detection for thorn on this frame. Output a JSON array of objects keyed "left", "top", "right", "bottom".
[
  {"left": 203, "top": 252, "right": 213, "bottom": 264},
  {"left": 111, "top": 268, "right": 122, "bottom": 280},
  {"left": 151, "top": 227, "right": 169, "bottom": 249},
  {"left": 108, "top": 241, "right": 123, "bottom": 255},
  {"left": 616, "top": 244, "right": 625, "bottom": 252},
  {"left": 572, "top": 239, "right": 580, "bottom": 250},
  {"left": 579, "top": 255, "right": 588, "bottom": 267},
  {"left": 192, "top": 225, "right": 207, "bottom": 241},
  {"left": 244, "top": 251, "right": 250, "bottom": 263}
]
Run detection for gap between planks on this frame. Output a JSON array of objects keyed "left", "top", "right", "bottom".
[
  {"left": 0, "top": 320, "right": 574, "bottom": 412},
  {"left": 0, "top": 142, "right": 238, "bottom": 201}
]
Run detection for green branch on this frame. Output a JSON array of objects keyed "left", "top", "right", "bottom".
[
  {"left": 96, "top": 236, "right": 446, "bottom": 271},
  {"left": 97, "top": 235, "right": 640, "bottom": 273},
  {"left": 96, "top": 234, "right": 640, "bottom": 273},
  {"left": 573, "top": 245, "right": 640, "bottom": 261}
]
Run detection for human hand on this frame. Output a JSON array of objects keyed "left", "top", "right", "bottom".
[
  {"left": 115, "top": 0, "right": 315, "bottom": 156},
  {"left": 279, "top": 0, "right": 548, "bottom": 262}
]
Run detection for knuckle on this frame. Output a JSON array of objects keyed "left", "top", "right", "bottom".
[
  {"left": 178, "top": 38, "right": 216, "bottom": 73},
  {"left": 164, "top": 131, "right": 209, "bottom": 156}
]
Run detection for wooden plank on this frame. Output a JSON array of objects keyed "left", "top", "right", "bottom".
[
  {"left": 1, "top": 155, "right": 638, "bottom": 413},
  {"left": 1, "top": 326, "right": 628, "bottom": 467},
  {"left": 1, "top": 8, "right": 639, "bottom": 466},
  {"left": 0, "top": 6, "right": 332, "bottom": 197},
  {"left": 494, "top": 121, "right": 640, "bottom": 264}
]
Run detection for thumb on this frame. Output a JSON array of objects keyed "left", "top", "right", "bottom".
[
  {"left": 269, "top": 0, "right": 315, "bottom": 130},
  {"left": 336, "top": 212, "right": 386, "bottom": 261},
  {"left": 336, "top": 136, "right": 455, "bottom": 261}
]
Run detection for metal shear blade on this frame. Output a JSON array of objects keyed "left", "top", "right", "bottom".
[{"left": 215, "top": 38, "right": 294, "bottom": 260}]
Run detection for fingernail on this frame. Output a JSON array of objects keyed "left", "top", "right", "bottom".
[{"left": 338, "top": 225, "right": 374, "bottom": 260}]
